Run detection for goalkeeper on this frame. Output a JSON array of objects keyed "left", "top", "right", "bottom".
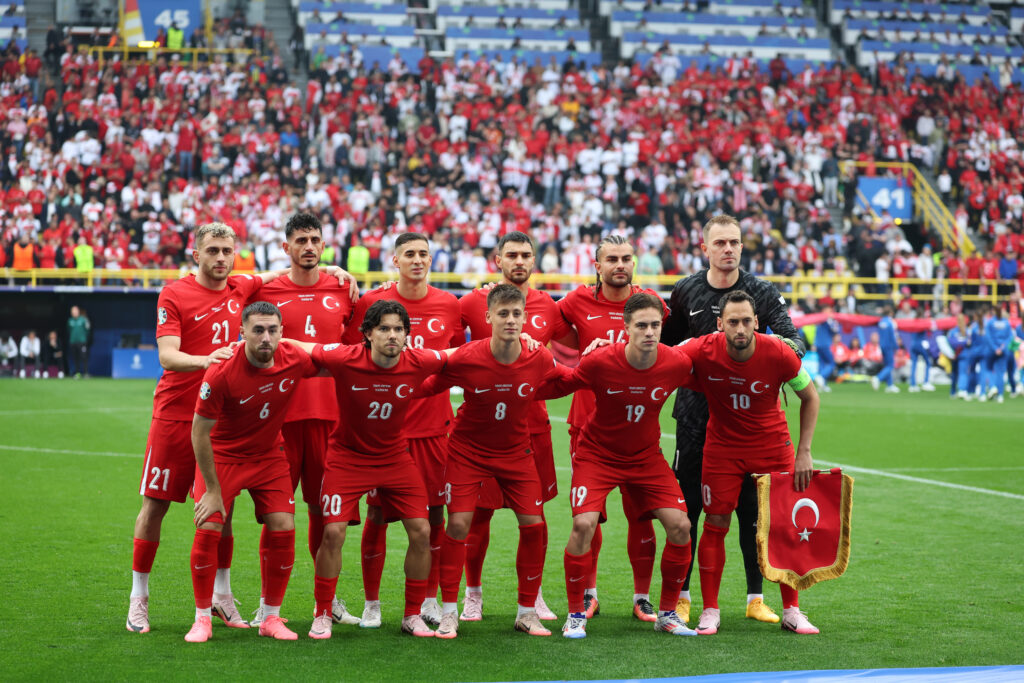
[{"left": 662, "top": 214, "right": 805, "bottom": 625}]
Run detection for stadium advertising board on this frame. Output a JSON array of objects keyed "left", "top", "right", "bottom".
[
  {"left": 137, "top": 0, "right": 201, "bottom": 41},
  {"left": 856, "top": 177, "right": 913, "bottom": 221}
]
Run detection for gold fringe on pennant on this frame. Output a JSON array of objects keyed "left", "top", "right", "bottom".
[{"left": 754, "top": 472, "right": 854, "bottom": 591}]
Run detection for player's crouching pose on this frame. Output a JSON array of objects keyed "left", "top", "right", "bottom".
[
  {"left": 538, "top": 293, "right": 698, "bottom": 639},
  {"left": 679, "top": 291, "right": 821, "bottom": 636},
  {"left": 187, "top": 302, "right": 320, "bottom": 643},
  {"left": 287, "top": 300, "right": 448, "bottom": 640}
]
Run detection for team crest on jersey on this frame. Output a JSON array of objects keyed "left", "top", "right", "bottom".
[
  {"left": 158, "top": 307, "right": 168, "bottom": 325},
  {"left": 323, "top": 343, "right": 340, "bottom": 351},
  {"left": 200, "top": 382, "right": 212, "bottom": 400}
]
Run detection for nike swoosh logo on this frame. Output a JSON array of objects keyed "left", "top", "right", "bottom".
[
  {"left": 641, "top": 536, "right": 655, "bottom": 544},
  {"left": 276, "top": 300, "right": 293, "bottom": 307},
  {"left": 430, "top": 545, "right": 441, "bottom": 551},
  {"left": 474, "top": 388, "right": 491, "bottom": 393},
  {"left": 708, "top": 377, "right": 724, "bottom": 382},
  {"left": 194, "top": 313, "right": 210, "bottom": 321},
  {"left": 569, "top": 577, "right": 583, "bottom": 582},
  {"left": 527, "top": 574, "right": 542, "bottom": 581},
  {"left": 677, "top": 498, "right": 685, "bottom": 504},
  {"left": 352, "top": 386, "right": 369, "bottom": 391},
  {"left": 280, "top": 564, "right": 294, "bottom": 570},
  {"left": 689, "top": 309, "right": 704, "bottom": 316},
  {"left": 239, "top": 395, "right": 255, "bottom": 404},
  {"left": 606, "top": 389, "right": 623, "bottom": 394},
  {"left": 365, "top": 553, "right": 383, "bottom": 559},
  {"left": 534, "top": 500, "right": 543, "bottom": 506},
  {"left": 194, "top": 564, "right": 213, "bottom": 570},
  {"left": 586, "top": 314, "right": 602, "bottom": 320},
  {"left": 288, "top": 498, "right": 295, "bottom": 504},
  {"left": 547, "top": 483, "right": 557, "bottom": 492}
]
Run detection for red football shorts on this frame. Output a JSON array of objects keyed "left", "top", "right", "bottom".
[
  {"left": 367, "top": 434, "right": 448, "bottom": 508},
  {"left": 570, "top": 451, "right": 687, "bottom": 522},
  {"left": 701, "top": 450, "right": 794, "bottom": 516},
  {"left": 474, "top": 428, "right": 557, "bottom": 510},
  {"left": 444, "top": 439, "right": 543, "bottom": 516},
  {"left": 281, "top": 418, "right": 333, "bottom": 507},
  {"left": 321, "top": 452, "right": 429, "bottom": 525},
  {"left": 138, "top": 417, "right": 195, "bottom": 503},
  {"left": 192, "top": 453, "right": 294, "bottom": 526}
]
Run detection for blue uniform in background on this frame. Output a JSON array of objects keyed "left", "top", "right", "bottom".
[
  {"left": 984, "top": 316, "right": 1014, "bottom": 398},
  {"left": 947, "top": 326, "right": 968, "bottom": 397},
  {"left": 877, "top": 314, "right": 898, "bottom": 387},
  {"left": 961, "top": 321, "right": 984, "bottom": 395},
  {"left": 815, "top": 317, "right": 840, "bottom": 383},
  {"left": 908, "top": 328, "right": 933, "bottom": 389}
]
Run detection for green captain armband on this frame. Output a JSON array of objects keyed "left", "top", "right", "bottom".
[{"left": 786, "top": 367, "right": 812, "bottom": 391}]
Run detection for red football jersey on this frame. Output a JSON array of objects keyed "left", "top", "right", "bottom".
[
  {"left": 680, "top": 333, "right": 801, "bottom": 459},
  {"left": 194, "top": 342, "right": 318, "bottom": 462},
  {"left": 255, "top": 273, "right": 354, "bottom": 422},
  {"left": 341, "top": 286, "right": 464, "bottom": 437},
  {"left": 556, "top": 284, "right": 668, "bottom": 430},
  {"left": 153, "top": 274, "right": 263, "bottom": 421},
  {"left": 459, "top": 286, "right": 568, "bottom": 432},
  {"left": 312, "top": 343, "right": 447, "bottom": 462},
  {"left": 425, "top": 339, "right": 560, "bottom": 457},
  {"left": 545, "top": 343, "right": 693, "bottom": 464}
]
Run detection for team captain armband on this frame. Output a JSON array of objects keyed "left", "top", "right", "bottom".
[{"left": 786, "top": 368, "right": 812, "bottom": 391}]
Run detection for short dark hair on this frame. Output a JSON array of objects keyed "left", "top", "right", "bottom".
[
  {"left": 486, "top": 283, "right": 526, "bottom": 309},
  {"left": 242, "top": 301, "right": 282, "bottom": 324},
  {"left": 394, "top": 232, "right": 429, "bottom": 251},
  {"left": 360, "top": 300, "right": 410, "bottom": 346},
  {"left": 718, "top": 290, "right": 756, "bottom": 316},
  {"left": 595, "top": 234, "right": 633, "bottom": 288},
  {"left": 623, "top": 292, "right": 664, "bottom": 323},
  {"left": 285, "top": 212, "right": 322, "bottom": 239},
  {"left": 495, "top": 230, "right": 534, "bottom": 255}
]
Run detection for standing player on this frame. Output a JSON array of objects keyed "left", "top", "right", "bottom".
[
  {"left": 457, "top": 231, "right": 565, "bottom": 621},
  {"left": 555, "top": 234, "right": 668, "bottom": 621},
  {"left": 982, "top": 306, "right": 1014, "bottom": 403},
  {"left": 127, "top": 222, "right": 357, "bottom": 635},
  {"left": 186, "top": 302, "right": 319, "bottom": 643},
  {"left": 426, "top": 284, "right": 561, "bottom": 639},
  {"left": 538, "top": 293, "right": 698, "bottom": 639},
  {"left": 294, "top": 300, "right": 448, "bottom": 639},
  {"left": 341, "top": 232, "right": 464, "bottom": 627},
  {"left": 662, "top": 214, "right": 804, "bottom": 624},
  {"left": 680, "top": 291, "right": 821, "bottom": 636},
  {"left": 871, "top": 304, "right": 899, "bottom": 393},
  {"left": 249, "top": 212, "right": 360, "bottom": 627}
]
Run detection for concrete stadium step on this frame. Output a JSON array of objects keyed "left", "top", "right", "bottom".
[{"left": 25, "top": 0, "right": 56, "bottom": 54}]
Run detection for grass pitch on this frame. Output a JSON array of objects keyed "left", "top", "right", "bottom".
[{"left": 0, "top": 379, "right": 1022, "bottom": 681}]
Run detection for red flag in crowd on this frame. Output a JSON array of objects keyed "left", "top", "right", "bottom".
[{"left": 755, "top": 468, "right": 854, "bottom": 590}]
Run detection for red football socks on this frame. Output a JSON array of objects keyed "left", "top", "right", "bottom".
[
  {"left": 698, "top": 523, "right": 729, "bottom": 610},
  {"left": 314, "top": 574, "right": 337, "bottom": 617},
  {"left": 563, "top": 548, "right": 590, "bottom": 614},
  {"left": 360, "top": 519, "right": 387, "bottom": 602},
  {"left": 405, "top": 578, "right": 427, "bottom": 618},
  {"left": 780, "top": 583, "right": 799, "bottom": 610},
  {"left": 586, "top": 524, "right": 603, "bottom": 589},
  {"left": 516, "top": 522, "right": 546, "bottom": 607},
  {"left": 263, "top": 529, "right": 295, "bottom": 607},
  {"left": 627, "top": 519, "right": 656, "bottom": 595},
  {"left": 464, "top": 508, "right": 494, "bottom": 587},
  {"left": 216, "top": 533, "right": 233, "bottom": 570},
  {"left": 190, "top": 528, "right": 221, "bottom": 609},
  {"left": 427, "top": 521, "right": 445, "bottom": 598},
  {"left": 439, "top": 532, "right": 468, "bottom": 604},
  {"left": 658, "top": 540, "right": 692, "bottom": 612},
  {"left": 308, "top": 513, "right": 325, "bottom": 561},
  {"left": 132, "top": 537, "right": 158, "bottom": 573}
]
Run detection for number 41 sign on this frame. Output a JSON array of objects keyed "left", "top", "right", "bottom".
[{"left": 856, "top": 177, "right": 913, "bottom": 221}]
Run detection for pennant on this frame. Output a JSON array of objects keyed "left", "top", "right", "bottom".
[{"left": 754, "top": 468, "right": 853, "bottom": 590}]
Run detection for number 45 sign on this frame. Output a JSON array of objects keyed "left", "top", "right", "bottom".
[
  {"left": 856, "top": 177, "right": 913, "bottom": 221},
  {"left": 137, "top": 0, "right": 200, "bottom": 39}
]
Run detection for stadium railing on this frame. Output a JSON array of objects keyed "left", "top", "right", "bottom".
[
  {"left": 840, "top": 160, "right": 974, "bottom": 256},
  {"left": 3, "top": 269, "right": 1015, "bottom": 307},
  {"left": 81, "top": 45, "right": 255, "bottom": 66}
]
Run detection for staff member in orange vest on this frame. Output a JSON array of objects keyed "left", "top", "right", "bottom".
[{"left": 11, "top": 234, "right": 38, "bottom": 283}]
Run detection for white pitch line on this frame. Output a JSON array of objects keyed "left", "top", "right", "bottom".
[
  {"left": 0, "top": 444, "right": 138, "bottom": 458},
  {"left": 0, "top": 407, "right": 150, "bottom": 416},
  {"left": 887, "top": 466, "right": 1024, "bottom": 473}
]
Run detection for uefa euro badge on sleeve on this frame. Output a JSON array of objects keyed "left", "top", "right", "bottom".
[{"left": 754, "top": 468, "right": 853, "bottom": 590}]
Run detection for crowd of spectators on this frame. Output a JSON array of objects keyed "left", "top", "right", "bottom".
[{"left": 1, "top": 21, "right": 1023, "bottom": 312}]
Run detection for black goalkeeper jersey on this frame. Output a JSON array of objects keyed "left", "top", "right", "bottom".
[{"left": 662, "top": 269, "right": 805, "bottom": 450}]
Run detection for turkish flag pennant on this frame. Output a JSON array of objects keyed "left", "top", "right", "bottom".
[{"left": 754, "top": 468, "right": 854, "bottom": 590}]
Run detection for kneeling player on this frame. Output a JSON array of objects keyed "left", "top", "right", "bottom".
[
  {"left": 680, "top": 290, "right": 820, "bottom": 635},
  {"left": 187, "top": 302, "right": 319, "bottom": 642},
  {"left": 540, "top": 293, "right": 698, "bottom": 639}
]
